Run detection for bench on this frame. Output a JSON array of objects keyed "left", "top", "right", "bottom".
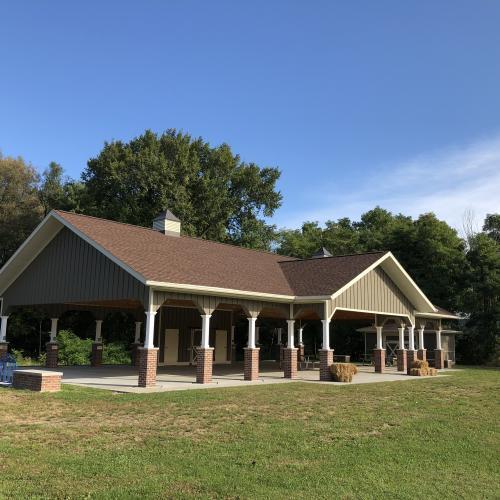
[{"left": 12, "top": 369, "right": 63, "bottom": 392}]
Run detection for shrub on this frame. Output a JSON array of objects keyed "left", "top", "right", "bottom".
[
  {"left": 102, "top": 342, "right": 131, "bottom": 365},
  {"left": 57, "top": 330, "right": 92, "bottom": 366},
  {"left": 330, "top": 363, "right": 358, "bottom": 382}
]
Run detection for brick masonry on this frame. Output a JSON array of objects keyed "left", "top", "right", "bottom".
[
  {"left": 283, "top": 348, "right": 298, "bottom": 379},
  {"left": 374, "top": 349, "right": 385, "bottom": 373},
  {"left": 244, "top": 347, "right": 260, "bottom": 381},
  {"left": 91, "top": 342, "right": 103, "bottom": 367},
  {"left": 319, "top": 349, "right": 334, "bottom": 381},
  {"left": 196, "top": 347, "right": 214, "bottom": 384},
  {"left": 396, "top": 349, "right": 407, "bottom": 372},
  {"left": 13, "top": 370, "right": 62, "bottom": 392},
  {"left": 45, "top": 342, "right": 59, "bottom": 368},
  {"left": 297, "top": 344, "right": 305, "bottom": 370},
  {"left": 434, "top": 349, "right": 445, "bottom": 369},
  {"left": 138, "top": 347, "right": 158, "bottom": 388},
  {"left": 407, "top": 350, "right": 417, "bottom": 375},
  {"left": 417, "top": 349, "right": 427, "bottom": 361}
]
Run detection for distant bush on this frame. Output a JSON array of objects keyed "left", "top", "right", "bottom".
[
  {"left": 57, "top": 330, "right": 92, "bottom": 366},
  {"left": 102, "top": 342, "right": 131, "bottom": 365}
]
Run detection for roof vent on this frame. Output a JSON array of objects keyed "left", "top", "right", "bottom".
[
  {"left": 311, "top": 247, "right": 332, "bottom": 258},
  {"left": 153, "top": 209, "right": 181, "bottom": 237}
]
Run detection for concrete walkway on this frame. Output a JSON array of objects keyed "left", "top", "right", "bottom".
[{"left": 17, "top": 361, "right": 450, "bottom": 393}]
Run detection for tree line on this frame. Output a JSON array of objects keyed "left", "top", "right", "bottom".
[{"left": 1, "top": 129, "right": 498, "bottom": 364}]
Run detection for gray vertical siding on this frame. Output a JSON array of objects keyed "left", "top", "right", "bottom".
[
  {"left": 330, "top": 267, "right": 414, "bottom": 318},
  {"left": 2, "top": 227, "right": 147, "bottom": 310}
]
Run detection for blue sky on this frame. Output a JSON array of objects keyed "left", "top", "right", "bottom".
[{"left": 1, "top": 0, "right": 500, "bottom": 232}]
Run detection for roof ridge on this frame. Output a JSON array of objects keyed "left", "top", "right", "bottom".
[
  {"left": 53, "top": 210, "right": 296, "bottom": 261},
  {"left": 278, "top": 250, "right": 388, "bottom": 263}
]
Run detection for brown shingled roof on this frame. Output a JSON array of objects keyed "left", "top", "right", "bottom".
[{"left": 55, "top": 211, "right": 388, "bottom": 297}]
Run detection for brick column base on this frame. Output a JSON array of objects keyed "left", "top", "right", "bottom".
[
  {"left": 45, "top": 342, "right": 59, "bottom": 368},
  {"left": 244, "top": 347, "right": 260, "bottom": 381},
  {"left": 297, "top": 344, "right": 305, "bottom": 370},
  {"left": 417, "top": 349, "right": 427, "bottom": 361},
  {"left": 91, "top": 342, "right": 103, "bottom": 367},
  {"left": 283, "top": 348, "right": 298, "bottom": 379},
  {"left": 434, "top": 349, "right": 445, "bottom": 369},
  {"left": 374, "top": 349, "right": 386, "bottom": 373},
  {"left": 319, "top": 349, "right": 334, "bottom": 381},
  {"left": 196, "top": 347, "right": 214, "bottom": 384},
  {"left": 138, "top": 347, "right": 158, "bottom": 388},
  {"left": 396, "top": 349, "right": 407, "bottom": 372},
  {"left": 407, "top": 350, "right": 417, "bottom": 375},
  {"left": 0, "top": 342, "right": 8, "bottom": 360}
]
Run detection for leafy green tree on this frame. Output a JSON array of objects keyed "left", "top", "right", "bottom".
[
  {"left": 0, "top": 155, "right": 43, "bottom": 267},
  {"left": 483, "top": 213, "right": 500, "bottom": 243},
  {"left": 81, "top": 129, "right": 281, "bottom": 250}
]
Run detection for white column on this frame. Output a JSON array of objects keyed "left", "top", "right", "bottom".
[
  {"left": 144, "top": 311, "right": 157, "bottom": 349},
  {"left": 201, "top": 314, "right": 211, "bottom": 348},
  {"left": 298, "top": 327, "right": 304, "bottom": 345},
  {"left": 375, "top": 326, "right": 383, "bottom": 349},
  {"left": 398, "top": 327, "right": 405, "bottom": 350},
  {"left": 0, "top": 316, "right": 8, "bottom": 342},
  {"left": 247, "top": 317, "right": 257, "bottom": 348},
  {"left": 321, "top": 319, "right": 330, "bottom": 350},
  {"left": 134, "top": 322, "right": 142, "bottom": 343},
  {"left": 255, "top": 326, "right": 260, "bottom": 345},
  {"left": 287, "top": 320, "right": 295, "bottom": 347},
  {"left": 436, "top": 329, "right": 442, "bottom": 350},
  {"left": 408, "top": 326, "right": 415, "bottom": 350},
  {"left": 50, "top": 318, "right": 59, "bottom": 342},
  {"left": 418, "top": 327, "right": 425, "bottom": 350},
  {"left": 95, "top": 320, "right": 103, "bottom": 343}
]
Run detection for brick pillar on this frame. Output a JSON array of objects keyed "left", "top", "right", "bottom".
[
  {"left": 196, "top": 347, "right": 214, "bottom": 384},
  {"left": 244, "top": 347, "right": 260, "bottom": 381},
  {"left": 0, "top": 342, "right": 8, "bottom": 360},
  {"left": 297, "top": 344, "right": 305, "bottom": 370},
  {"left": 91, "top": 342, "right": 103, "bottom": 367},
  {"left": 283, "top": 348, "right": 298, "bottom": 379},
  {"left": 407, "top": 350, "right": 417, "bottom": 375},
  {"left": 45, "top": 342, "right": 59, "bottom": 368},
  {"left": 130, "top": 343, "right": 140, "bottom": 367},
  {"left": 396, "top": 349, "right": 407, "bottom": 372},
  {"left": 417, "top": 349, "right": 427, "bottom": 361},
  {"left": 138, "top": 347, "right": 158, "bottom": 388},
  {"left": 319, "top": 349, "right": 334, "bottom": 381},
  {"left": 434, "top": 349, "right": 444, "bottom": 369},
  {"left": 374, "top": 348, "right": 385, "bottom": 373}
]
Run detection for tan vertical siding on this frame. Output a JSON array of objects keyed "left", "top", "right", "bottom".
[
  {"left": 3, "top": 228, "right": 147, "bottom": 309},
  {"left": 330, "top": 267, "right": 413, "bottom": 317}
]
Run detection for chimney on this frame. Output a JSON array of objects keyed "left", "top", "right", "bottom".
[
  {"left": 153, "top": 209, "right": 181, "bottom": 237},
  {"left": 311, "top": 247, "right": 332, "bottom": 258}
]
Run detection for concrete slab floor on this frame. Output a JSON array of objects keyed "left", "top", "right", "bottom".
[{"left": 15, "top": 361, "right": 452, "bottom": 394}]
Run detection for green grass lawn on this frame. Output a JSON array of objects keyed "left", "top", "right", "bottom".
[{"left": 0, "top": 368, "right": 499, "bottom": 499}]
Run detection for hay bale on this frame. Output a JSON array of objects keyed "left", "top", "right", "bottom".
[
  {"left": 410, "top": 367, "right": 425, "bottom": 376},
  {"left": 428, "top": 367, "right": 438, "bottom": 376},
  {"left": 330, "top": 363, "right": 358, "bottom": 382},
  {"left": 412, "top": 359, "right": 429, "bottom": 370}
]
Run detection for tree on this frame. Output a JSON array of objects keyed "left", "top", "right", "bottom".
[
  {"left": 0, "top": 155, "right": 43, "bottom": 267},
  {"left": 81, "top": 130, "right": 281, "bottom": 250},
  {"left": 483, "top": 213, "right": 500, "bottom": 243}
]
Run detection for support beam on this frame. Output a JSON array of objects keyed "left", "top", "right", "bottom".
[
  {"left": 396, "top": 326, "right": 407, "bottom": 372},
  {"left": 374, "top": 326, "right": 385, "bottom": 373},
  {"left": 417, "top": 326, "right": 426, "bottom": 361},
  {"left": 143, "top": 311, "right": 156, "bottom": 349},
  {"left": 297, "top": 326, "right": 305, "bottom": 370},
  {"left": 138, "top": 310, "right": 158, "bottom": 388},
  {"left": 321, "top": 319, "right": 330, "bottom": 350},
  {"left": 0, "top": 315, "right": 8, "bottom": 359},
  {"left": 197, "top": 314, "right": 213, "bottom": 384},
  {"left": 406, "top": 325, "right": 416, "bottom": 374},
  {"left": 131, "top": 321, "right": 142, "bottom": 367},
  {"left": 319, "top": 319, "right": 333, "bottom": 381},
  {"left": 283, "top": 320, "right": 297, "bottom": 379},
  {"left": 244, "top": 317, "right": 259, "bottom": 380},
  {"left": 435, "top": 329, "right": 444, "bottom": 369},
  {"left": 46, "top": 318, "right": 59, "bottom": 368},
  {"left": 91, "top": 319, "right": 104, "bottom": 367}
]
